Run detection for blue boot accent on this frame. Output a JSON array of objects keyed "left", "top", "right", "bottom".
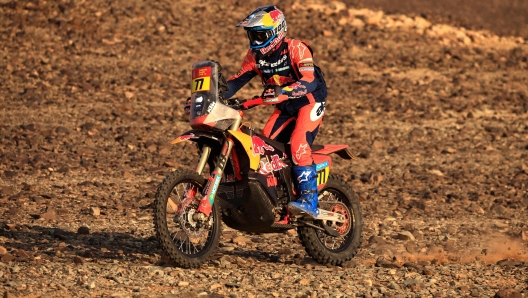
[{"left": 288, "top": 165, "right": 319, "bottom": 219}]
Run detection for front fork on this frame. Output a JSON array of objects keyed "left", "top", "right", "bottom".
[{"left": 194, "top": 120, "right": 241, "bottom": 219}]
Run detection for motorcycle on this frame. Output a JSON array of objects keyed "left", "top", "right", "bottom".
[{"left": 153, "top": 60, "right": 363, "bottom": 268}]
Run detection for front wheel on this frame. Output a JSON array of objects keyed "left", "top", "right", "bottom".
[
  {"left": 153, "top": 169, "right": 222, "bottom": 268},
  {"left": 298, "top": 174, "right": 363, "bottom": 266}
]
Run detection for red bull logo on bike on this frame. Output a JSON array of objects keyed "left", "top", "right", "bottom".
[
  {"left": 258, "top": 154, "right": 287, "bottom": 174},
  {"left": 252, "top": 136, "right": 274, "bottom": 156}
]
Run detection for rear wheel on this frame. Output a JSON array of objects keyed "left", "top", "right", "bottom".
[
  {"left": 298, "top": 175, "right": 363, "bottom": 265},
  {"left": 153, "top": 169, "right": 222, "bottom": 268}
]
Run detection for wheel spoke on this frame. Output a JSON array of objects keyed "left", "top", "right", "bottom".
[{"left": 315, "top": 188, "right": 354, "bottom": 252}]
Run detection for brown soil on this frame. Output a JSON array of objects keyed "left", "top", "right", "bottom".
[
  {"left": 343, "top": 0, "right": 528, "bottom": 38},
  {"left": 0, "top": 0, "right": 527, "bottom": 297}
]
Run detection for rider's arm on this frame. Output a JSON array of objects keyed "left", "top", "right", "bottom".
[
  {"left": 225, "top": 50, "right": 258, "bottom": 99},
  {"left": 281, "top": 40, "right": 318, "bottom": 98}
]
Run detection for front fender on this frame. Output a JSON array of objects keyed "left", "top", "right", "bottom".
[{"left": 170, "top": 130, "right": 221, "bottom": 145}]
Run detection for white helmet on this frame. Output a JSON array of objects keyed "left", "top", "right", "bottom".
[{"left": 237, "top": 5, "right": 287, "bottom": 56}]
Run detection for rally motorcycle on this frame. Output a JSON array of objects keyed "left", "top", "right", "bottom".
[{"left": 153, "top": 60, "right": 363, "bottom": 268}]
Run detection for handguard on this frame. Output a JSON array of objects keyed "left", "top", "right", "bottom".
[{"left": 242, "top": 95, "right": 288, "bottom": 109}]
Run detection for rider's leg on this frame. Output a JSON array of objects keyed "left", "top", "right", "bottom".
[
  {"left": 287, "top": 98, "right": 325, "bottom": 219},
  {"left": 262, "top": 107, "right": 295, "bottom": 141}
]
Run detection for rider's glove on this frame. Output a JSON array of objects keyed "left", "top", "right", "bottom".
[{"left": 184, "top": 97, "right": 191, "bottom": 115}]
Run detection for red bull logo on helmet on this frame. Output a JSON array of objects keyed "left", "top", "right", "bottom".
[
  {"left": 252, "top": 136, "right": 274, "bottom": 156},
  {"left": 269, "top": 10, "right": 283, "bottom": 23}
]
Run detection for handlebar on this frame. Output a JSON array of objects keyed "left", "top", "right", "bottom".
[{"left": 226, "top": 97, "right": 263, "bottom": 110}]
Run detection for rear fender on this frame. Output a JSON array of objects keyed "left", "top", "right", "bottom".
[{"left": 313, "top": 145, "right": 357, "bottom": 160}]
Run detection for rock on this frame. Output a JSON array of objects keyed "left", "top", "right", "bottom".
[
  {"left": 1, "top": 254, "right": 15, "bottom": 262},
  {"left": 299, "top": 279, "right": 310, "bottom": 285},
  {"left": 0, "top": 246, "right": 7, "bottom": 255},
  {"left": 39, "top": 208, "right": 57, "bottom": 221},
  {"left": 388, "top": 281, "right": 401, "bottom": 290},
  {"left": 414, "top": 16, "right": 431, "bottom": 30},
  {"left": 405, "top": 242, "right": 417, "bottom": 254},
  {"left": 90, "top": 207, "right": 101, "bottom": 216},
  {"left": 403, "top": 262, "right": 423, "bottom": 272},
  {"left": 428, "top": 169, "right": 444, "bottom": 177},
  {"left": 368, "top": 236, "right": 387, "bottom": 245},
  {"left": 77, "top": 226, "right": 90, "bottom": 235},
  {"left": 376, "top": 259, "right": 401, "bottom": 268},
  {"left": 396, "top": 231, "right": 415, "bottom": 241},
  {"left": 365, "top": 11, "right": 384, "bottom": 26},
  {"left": 521, "top": 229, "right": 528, "bottom": 241},
  {"left": 496, "top": 259, "right": 520, "bottom": 267},
  {"left": 124, "top": 91, "right": 134, "bottom": 99},
  {"left": 15, "top": 250, "right": 30, "bottom": 258},
  {"left": 372, "top": 140, "right": 385, "bottom": 149},
  {"left": 422, "top": 268, "right": 434, "bottom": 276},
  {"left": 494, "top": 289, "right": 522, "bottom": 298},
  {"left": 493, "top": 221, "right": 509, "bottom": 229},
  {"left": 408, "top": 128, "right": 425, "bottom": 141},
  {"left": 442, "top": 147, "right": 457, "bottom": 154},
  {"left": 73, "top": 256, "right": 84, "bottom": 265},
  {"left": 232, "top": 236, "right": 251, "bottom": 245},
  {"left": 3, "top": 171, "right": 17, "bottom": 179},
  {"left": 349, "top": 18, "right": 365, "bottom": 29},
  {"left": 0, "top": 187, "right": 15, "bottom": 197}
]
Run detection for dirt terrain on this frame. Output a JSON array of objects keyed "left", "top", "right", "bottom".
[{"left": 1, "top": 0, "right": 527, "bottom": 297}]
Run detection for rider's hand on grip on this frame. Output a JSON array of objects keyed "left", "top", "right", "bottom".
[{"left": 184, "top": 97, "right": 191, "bottom": 115}]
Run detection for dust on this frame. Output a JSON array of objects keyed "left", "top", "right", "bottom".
[{"left": 405, "top": 235, "right": 528, "bottom": 265}]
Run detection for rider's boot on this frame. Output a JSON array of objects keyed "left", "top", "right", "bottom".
[{"left": 288, "top": 165, "right": 319, "bottom": 219}]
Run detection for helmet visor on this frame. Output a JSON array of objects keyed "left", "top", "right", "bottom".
[{"left": 247, "top": 30, "right": 274, "bottom": 47}]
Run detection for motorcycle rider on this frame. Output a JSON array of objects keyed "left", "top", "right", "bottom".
[{"left": 224, "top": 5, "right": 328, "bottom": 219}]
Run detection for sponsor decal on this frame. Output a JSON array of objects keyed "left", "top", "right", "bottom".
[
  {"left": 297, "top": 171, "right": 311, "bottom": 183},
  {"left": 263, "top": 97, "right": 279, "bottom": 103},
  {"left": 296, "top": 43, "right": 308, "bottom": 60},
  {"left": 208, "top": 174, "right": 222, "bottom": 201},
  {"left": 295, "top": 144, "right": 308, "bottom": 161},
  {"left": 238, "top": 20, "right": 250, "bottom": 27},
  {"left": 258, "top": 154, "right": 287, "bottom": 174},
  {"left": 266, "top": 175, "right": 278, "bottom": 187},
  {"left": 179, "top": 133, "right": 197, "bottom": 141},
  {"left": 269, "top": 10, "right": 282, "bottom": 23},
  {"left": 292, "top": 89, "right": 308, "bottom": 97},
  {"left": 258, "top": 55, "right": 287, "bottom": 68},
  {"left": 310, "top": 102, "right": 325, "bottom": 121},
  {"left": 299, "top": 62, "right": 314, "bottom": 68},
  {"left": 252, "top": 136, "right": 274, "bottom": 155},
  {"left": 192, "top": 66, "right": 211, "bottom": 79},
  {"left": 206, "top": 101, "right": 216, "bottom": 113},
  {"left": 259, "top": 31, "right": 285, "bottom": 54},
  {"left": 315, "top": 161, "right": 329, "bottom": 171},
  {"left": 265, "top": 74, "right": 294, "bottom": 85}
]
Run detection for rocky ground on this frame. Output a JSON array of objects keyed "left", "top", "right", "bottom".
[{"left": 1, "top": 0, "right": 527, "bottom": 297}]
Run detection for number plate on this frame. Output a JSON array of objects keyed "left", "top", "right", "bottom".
[
  {"left": 191, "top": 66, "right": 212, "bottom": 93},
  {"left": 191, "top": 77, "right": 211, "bottom": 93}
]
